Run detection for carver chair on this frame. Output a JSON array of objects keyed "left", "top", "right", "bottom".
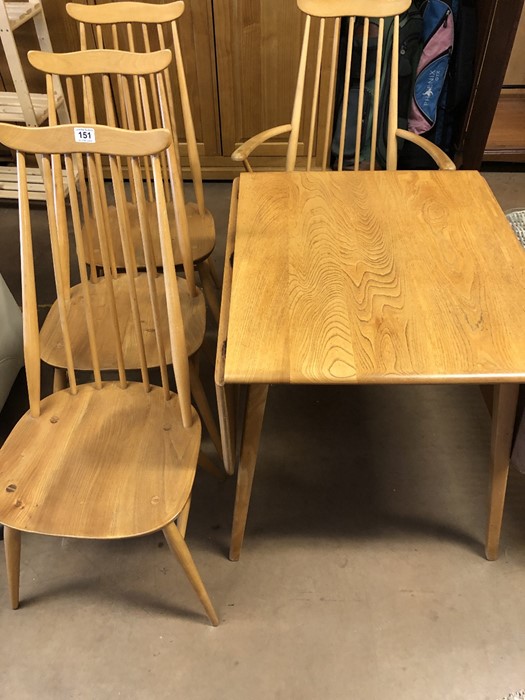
[
  {"left": 65, "top": 0, "right": 220, "bottom": 320},
  {"left": 231, "top": 0, "right": 456, "bottom": 173},
  {"left": 27, "top": 48, "right": 223, "bottom": 468},
  {"left": 0, "top": 122, "right": 218, "bottom": 624}
]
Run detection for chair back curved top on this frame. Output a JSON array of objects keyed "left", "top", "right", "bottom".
[{"left": 0, "top": 122, "right": 193, "bottom": 428}]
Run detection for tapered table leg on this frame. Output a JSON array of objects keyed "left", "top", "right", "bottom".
[
  {"left": 229, "top": 383, "right": 269, "bottom": 561},
  {"left": 486, "top": 383, "right": 519, "bottom": 561}
]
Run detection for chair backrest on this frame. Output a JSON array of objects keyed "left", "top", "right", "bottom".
[
  {"left": 28, "top": 48, "right": 196, "bottom": 291},
  {"left": 286, "top": 0, "right": 411, "bottom": 171},
  {"left": 0, "top": 122, "right": 193, "bottom": 428},
  {"left": 65, "top": 1, "right": 205, "bottom": 216}
]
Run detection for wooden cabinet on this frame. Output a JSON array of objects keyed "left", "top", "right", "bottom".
[
  {"left": 484, "top": 4, "right": 525, "bottom": 162},
  {"left": 460, "top": 0, "right": 525, "bottom": 167}
]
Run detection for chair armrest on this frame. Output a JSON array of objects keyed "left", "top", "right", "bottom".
[
  {"left": 396, "top": 128, "right": 456, "bottom": 171},
  {"left": 231, "top": 124, "right": 293, "bottom": 166}
]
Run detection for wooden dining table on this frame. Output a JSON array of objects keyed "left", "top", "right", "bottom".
[{"left": 216, "top": 169, "right": 525, "bottom": 562}]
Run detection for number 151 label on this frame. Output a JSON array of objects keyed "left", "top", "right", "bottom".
[{"left": 74, "top": 127, "right": 96, "bottom": 144}]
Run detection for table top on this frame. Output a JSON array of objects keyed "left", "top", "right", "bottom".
[{"left": 224, "top": 170, "right": 525, "bottom": 385}]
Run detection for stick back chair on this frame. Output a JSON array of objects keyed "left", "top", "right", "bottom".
[
  {"left": 231, "top": 0, "right": 456, "bottom": 173},
  {"left": 65, "top": 0, "right": 220, "bottom": 320},
  {"left": 27, "top": 48, "right": 223, "bottom": 466},
  {"left": 0, "top": 122, "right": 218, "bottom": 625}
]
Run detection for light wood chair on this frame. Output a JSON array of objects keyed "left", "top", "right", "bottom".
[
  {"left": 65, "top": 0, "right": 220, "bottom": 321},
  {"left": 0, "top": 122, "right": 218, "bottom": 625},
  {"left": 27, "top": 48, "right": 223, "bottom": 469},
  {"left": 231, "top": 0, "right": 456, "bottom": 173}
]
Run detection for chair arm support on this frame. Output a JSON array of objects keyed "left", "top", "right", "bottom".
[
  {"left": 231, "top": 124, "right": 293, "bottom": 162},
  {"left": 396, "top": 128, "right": 456, "bottom": 171}
]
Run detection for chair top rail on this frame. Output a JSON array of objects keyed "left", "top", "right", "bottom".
[
  {"left": 28, "top": 48, "right": 172, "bottom": 77},
  {"left": 66, "top": 1, "right": 185, "bottom": 24},
  {"left": 297, "top": 0, "right": 411, "bottom": 18},
  {"left": 0, "top": 123, "right": 171, "bottom": 157}
]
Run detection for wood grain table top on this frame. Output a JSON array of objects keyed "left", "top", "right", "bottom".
[{"left": 225, "top": 170, "right": 525, "bottom": 384}]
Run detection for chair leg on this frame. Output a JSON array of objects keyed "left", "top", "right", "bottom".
[
  {"left": 53, "top": 367, "right": 67, "bottom": 392},
  {"left": 177, "top": 496, "right": 192, "bottom": 539},
  {"left": 486, "top": 383, "right": 519, "bottom": 561},
  {"left": 189, "top": 357, "right": 223, "bottom": 464},
  {"left": 198, "top": 450, "right": 225, "bottom": 480},
  {"left": 207, "top": 257, "right": 221, "bottom": 289},
  {"left": 4, "top": 526, "right": 21, "bottom": 609},
  {"left": 197, "top": 260, "right": 220, "bottom": 324},
  {"left": 230, "top": 383, "right": 269, "bottom": 562},
  {"left": 162, "top": 521, "right": 219, "bottom": 626}
]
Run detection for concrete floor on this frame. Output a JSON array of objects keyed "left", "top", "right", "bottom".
[{"left": 1, "top": 172, "right": 525, "bottom": 699}]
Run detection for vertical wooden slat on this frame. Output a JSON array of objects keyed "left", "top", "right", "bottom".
[
  {"left": 338, "top": 17, "right": 355, "bottom": 171},
  {"left": 79, "top": 22, "right": 87, "bottom": 50},
  {"left": 130, "top": 156, "right": 170, "bottom": 399},
  {"left": 131, "top": 75, "right": 154, "bottom": 202},
  {"left": 150, "top": 153, "right": 193, "bottom": 427},
  {"left": 126, "top": 22, "right": 136, "bottom": 51},
  {"left": 42, "top": 154, "right": 77, "bottom": 395},
  {"left": 95, "top": 24, "right": 104, "bottom": 49},
  {"left": 109, "top": 154, "right": 150, "bottom": 391},
  {"left": 119, "top": 74, "right": 140, "bottom": 209},
  {"left": 287, "top": 14, "right": 312, "bottom": 172},
  {"left": 65, "top": 75, "right": 96, "bottom": 278},
  {"left": 51, "top": 144, "right": 70, "bottom": 302},
  {"left": 141, "top": 25, "right": 171, "bottom": 200},
  {"left": 17, "top": 152, "right": 40, "bottom": 417},
  {"left": 111, "top": 24, "right": 119, "bottom": 49},
  {"left": 322, "top": 17, "right": 341, "bottom": 171},
  {"left": 155, "top": 72, "right": 197, "bottom": 293},
  {"left": 86, "top": 152, "right": 127, "bottom": 388},
  {"left": 307, "top": 18, "right": 325, "bottom": 171},
  {"left": 46, "top": 72, "right": 70, "bottom": 298},
  {"left": 125, "top": 21, "right": 155, "bottom": 203},
  {"left": 386, "top": 15, "right": 400, "bottom": 170},
  {"left": 100, "top": 68, "right": 129, "bottom": 223},
  {"left": 82, "top": 73, "right": 118, "bottom": 276},
  {"left": 354, "top": 18, "right": 369, "bottom": 170},
  {"left": 64, "top": 153, "right": 102, "bottom": 389},
  {"left": 171, "top": 22, "right": 205, "bottom": 215},
  {"left": 157, "top": 25, "right": 179, "bottom": 142},
  {"left": 370, "top": 18, "right": 384, "bottom": 172},
  {"left": 46, "top": 74, "right": 57, "bottom": 125},
  {"left": 137, "top": 73, "right": 161, "bottom": 267}
]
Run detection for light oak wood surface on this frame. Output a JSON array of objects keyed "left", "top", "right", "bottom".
[
  {"left": 40, "top": 275, "right": 206, "bottom": 370},
  {"left": 225, "top": 170, "right": 525, "bottom": 385},
  {"left": 297, "top": 0, "right": 411, "bottom": 18},
  {"left": 0, "top": 383, "right": 200, "bottom": 538}
]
